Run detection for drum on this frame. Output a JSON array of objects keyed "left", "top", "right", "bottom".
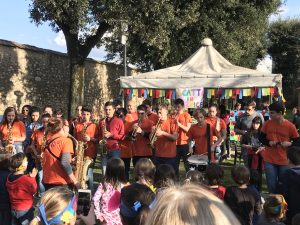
[{"left": 187, "top": 155, "right": 208, "bottom": 172}]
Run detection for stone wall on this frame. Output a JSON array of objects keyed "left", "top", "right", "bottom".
[{"left": 0, "top": 39, "right": 136, "bottom": 116}]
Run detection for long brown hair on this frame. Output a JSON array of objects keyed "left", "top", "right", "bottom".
[
  {"left": 2, "top": 107, "right": 19, "bottom": 125},
  {"left": 47, "top": 117, "right": 63, "bottom": 134}
]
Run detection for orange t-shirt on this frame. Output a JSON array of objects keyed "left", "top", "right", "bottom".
[
  {"left": 0, "top": 121, "right": 26, "bottom": 141},
  {"left": 205, "top": 117, "right": 226, "bottom": 132},
  {"left": 261, "top": 120, "right": 299, "bottom": 165},
  {"left": 187, "top": 124, "right": 217, "bottom": 159},
  {"left": 31, "top": 128, "right": 46, "bottom": 154},
  {"left": 132, "top": 118, "right": 154, "bottom": 157},
  {"left": 147, "top": 112, "right": 159, "bottom": 124},
  {"left": 155, "top": 118, "right": 178, "bottom": 158},
  {"left": 176, "top": 112, "right": 192, "bottom": 145},
  {"left": 42, "top": 133, "right": 74, "bottom": 185},
  {"left": 74, "top": 122, "right": 99, "bottom": 159}
]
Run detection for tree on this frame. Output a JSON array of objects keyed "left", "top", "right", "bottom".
[
  {"left": 105, "top": 0, "right": 281, "bottom": 70},
  {"left": 268, "top": 18, "right": 300, "bottom": 106}
]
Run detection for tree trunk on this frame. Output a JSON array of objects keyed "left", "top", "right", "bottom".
[{"left": 68, "top": 59, "right": 85, "bottom": 118}]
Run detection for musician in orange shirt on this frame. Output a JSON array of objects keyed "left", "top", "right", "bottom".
[
  {"left": 74, "top": 106, "right": 99, "bottom": 191},
  {"left": 69, "top": 105, "right": 82, "bottom": 136},
  {"left": 131, "top": 104, "right": 154, "bottom": 166},
  {"left": 42, "top": 117, "right": 79, "bottom": 191},
  {"left": 0, "top": 107, "right": 26, "bottom": 154},
  {"left": 121, "top": 100, "right": 138, "bottom": 179},
  {"left": 152, "top": 104, "right": 178, "bottom": 172},
  {"left": 143, "top": 99, "right": 159, "bottom": 124},
  {"left": 28, "top": 113, "right": 51, "bottom": 195},
  {"left": 173, "top": 98, "right": 192, "bottom": 176}
]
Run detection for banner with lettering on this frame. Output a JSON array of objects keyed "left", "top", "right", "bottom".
[{"left": 176, "top": 88, "right": 204, "bottom": 108}]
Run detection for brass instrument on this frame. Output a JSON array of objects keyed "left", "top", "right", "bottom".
[
  {"left": 149, "top": 118, "right": 161, "bottom": 150},
  {"left": 4, "top": 121, "right": 15, "bottom": 154},
  {"left": 99, "top": 119, "right": 108, "bottom": 155},
  {"left": 130, "top": 117, "right": 142, "bottom": 142},
  {"left": 74, "top": 123, "right": 93, "bottom": 190}
]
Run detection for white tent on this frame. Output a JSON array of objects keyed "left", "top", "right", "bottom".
[{"left": 119, "top": 38, "right": 282, "bottom": 89}]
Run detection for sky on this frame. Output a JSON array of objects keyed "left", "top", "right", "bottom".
[{"left": 0, "top": 0, "right": 299, "bottom": 63}]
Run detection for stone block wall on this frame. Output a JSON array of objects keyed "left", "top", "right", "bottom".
[{"left": 0, "top": 39, "right": 136, "bottom": 116}]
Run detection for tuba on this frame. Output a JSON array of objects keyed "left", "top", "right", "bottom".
[
  {"left": 4, "top": 121, "right": 15, "bottom": 154},
  {"left": 74, "top": 123, "right": 93, "bottom": 190},
  {"left": 149, "top": 118, "right": 161, "bottom": 151},
  {"left": 99, "top": 119, "right": 108, "bottom": 155}
]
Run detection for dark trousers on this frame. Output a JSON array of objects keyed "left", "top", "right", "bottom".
[
  {"left": 132, "top": 156, "right": 153, "bottom": 167},
  {"left": 121, "top": 157, "right": 131, "bottom": 181},
  {"left": 0, "top": 208, "right": 11, "bottom": 225},
  {"left": 155, "top": 157, "right": 177, "bottom": 175},
  {"left": 175, "top": 144, "right": 189, "bottom": 176}
]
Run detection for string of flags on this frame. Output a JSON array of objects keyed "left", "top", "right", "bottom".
[{"left": 123, "top": 87, "right": 283, "bottom": 100}]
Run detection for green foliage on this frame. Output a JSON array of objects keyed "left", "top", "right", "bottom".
[
  {"left": 268, "top": 18, "right": 300, "bottom": 105},
  {"left": 104, "top": 0, "right": 281, "bottom": 70}
]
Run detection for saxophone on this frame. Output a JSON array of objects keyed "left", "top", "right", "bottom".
[
  {"left": 149, "top": 118, "right": 161, "bottom": 151},
  {"left": 130, "top": 117, "right": 142, "bottom": 142},
  {"left": 99, "top": 119, "right": 107, "bottom": 155},
  {"left": 75, "top": 123, "right": 93, "bottom": 190},
  {"left": 4, "top": 121, "right": 15, "bottom": 154}
]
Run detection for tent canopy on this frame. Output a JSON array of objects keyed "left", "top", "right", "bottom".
[{"left": 120, "top": 38, "right": 282, "bottom": 89}]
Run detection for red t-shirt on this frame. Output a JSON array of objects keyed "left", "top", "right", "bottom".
[
  {"left": 99, "top": 117, "right": 124, "bottom": 151},
  {"left": 176, "top": 112, "right": 192, "bottom": 145},
  {"left": 147, "top": 112, "right": 159, "bottom": 124},
  {"left": 187, "top": 124, "right": 217, "bottom": 159},
  {"left": 133, "top": 118, "right": 154, "bottom": 157},
  {"left": 155, "top": 119, "right": 178, "bottom": 158},
  {"left": 210, "top": 186, "right": 226, "bottom": 200},
  {"left": 261, "top": 119, "right": 299, "bottom": 165},
  {"left": 42, "top": 133, "right": 74, "bottom": 185},
  {"left": 6, "top": 174, "right": 37, "bottom": 210},
  {"left": 74, "top": 122, "right": 99, "bottom": 159},
  {"left": 31, "top": 128, "right": 46, "bottom": 154}
]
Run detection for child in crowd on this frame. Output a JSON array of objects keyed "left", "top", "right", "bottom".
[
  {"left": 257, "top": 195, "right": 287, "bottom": 225},
  {"left": 205, "top": 163, "right": 226, "bottom": 200},
  {"left": 154, "top": 164, "right": 176, "bottom": 192},
  {"left": 224, "top": 165, "right": 262, "bottom": 225},
  {"left": 93, "top": 158, "right": 128, "bottom": 225},
  {"left": 278, "top": 146, "right": 300, "bottom": 225},
  {"left": 134, "top": 158, "right": 156, "bottom": 192},
  {"left": 145, "top": 185, "right": 240, "bottom": 225},
  {"left": 120, "top": 183, "right": 155, "bottom": 225},
  {"left": 0, "top": 154, "right": 12, "bottom": 225},
  {"left": 241, "top": 116, "right": 264, "bottom": 191},
  {"left": 6, "top": 153, "right": 37, "bottom": 225},
  {"left": 184, "top": 170, "right": 204, "bottom": 186}
]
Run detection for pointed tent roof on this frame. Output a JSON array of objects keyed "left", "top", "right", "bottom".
[{"left": 120, "top": 38, "right": 281, "bottom": 89}]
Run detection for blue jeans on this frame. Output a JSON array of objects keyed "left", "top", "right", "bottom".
[
  {"left": 36, "top": 164, "right": 45, "bottom": 195},
  {"left": 11, "top": 208, "right": 34, "bottom": 225},
  {"left": 264, "top": 162, "right": 288, "bottom": 193},
  {"left": 102, "top": 149, "right": 121, "bottom": 175},
  {"left": 88, "top": 167, "right": 94, "bottom": 193}
]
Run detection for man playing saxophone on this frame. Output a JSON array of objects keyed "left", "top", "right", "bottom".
[
  {"left": 151, "top": 104, "right": 178, "bottom": 172},
  {"left": 131, "top": 104, "right": 154, "bottom": 166},
  {"left": 0, "top": 107, "right": 26, "bottom": 154},
  {"left": 99, "top": 101, "right": 124, "bottom": 174},
  {"left": 74, "top": 106, "right": 99, "bottom": 192}
]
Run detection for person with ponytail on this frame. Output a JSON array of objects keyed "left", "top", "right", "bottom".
[
  {"left": 120, "top": 183, "right": 155, "bottom": 225},
  {"left": 6, "top": 153, "right": 37, "bottom": 225},
  {"left": 42, "top": 117, "right": 79, "bottom": 191}
]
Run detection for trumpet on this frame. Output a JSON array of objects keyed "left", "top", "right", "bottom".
[
  {"left": 130, "top": 117, "right": 142, "bottom": 142},
  {"left": 149, "top": 118, "right": 161, "bottom": 149}
]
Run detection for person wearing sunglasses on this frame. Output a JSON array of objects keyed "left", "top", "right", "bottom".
[
  {"left": 20, "top": 105, "right": 31, "bottom": 127},
  {"left": 131, "top": 104, "right": 154, "bottom": 166}
]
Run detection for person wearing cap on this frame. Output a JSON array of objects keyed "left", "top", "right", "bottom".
[{"left": 259, "top": 102, "right": 299, "bottom": 194}]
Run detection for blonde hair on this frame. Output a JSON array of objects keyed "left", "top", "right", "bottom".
[
  {"left": 145, "top": 185, "right": 240, "bottom": 225},
  {"left": 30, "top": 187, "right": 74, "bottom": 225}
]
